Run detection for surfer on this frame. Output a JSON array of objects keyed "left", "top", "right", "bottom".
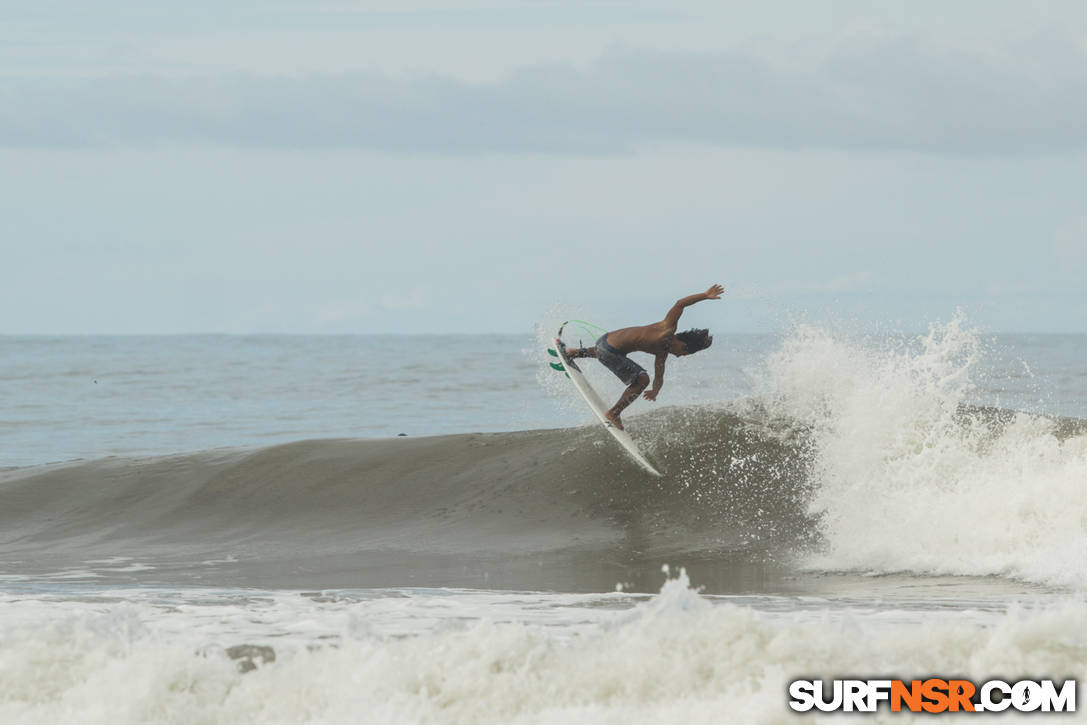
[{"left": 565, "top": 284, "right": 722, "bottom": 429}]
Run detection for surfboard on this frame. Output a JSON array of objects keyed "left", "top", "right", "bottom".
[{"left": 550, "top": 322, "right": 663, "bottom": 477}]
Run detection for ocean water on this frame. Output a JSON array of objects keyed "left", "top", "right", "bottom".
[{"left": 2, "top": 317, "right": 1086, "bottom": 723}]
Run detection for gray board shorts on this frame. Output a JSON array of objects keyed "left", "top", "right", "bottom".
[{"left": 595, "top": 335, "right": 647, "bottom": 386}]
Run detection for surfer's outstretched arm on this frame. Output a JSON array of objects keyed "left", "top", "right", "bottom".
[
  {"left": 663, "top": 284, "right": 724, "bottom": 327},
  {"left": 643, "top": 352, "right": 667, "bottom": 401}
]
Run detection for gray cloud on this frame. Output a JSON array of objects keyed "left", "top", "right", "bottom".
[{"left": 3, "top": 33, "right": 1087, "bottom": 154}]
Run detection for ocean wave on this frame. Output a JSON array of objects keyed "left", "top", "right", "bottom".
[
  {"left": 3, "top": 315, "right": 1086, "bottom": 590},
  {"left": 1, "top": 572, "right": 1084, "bottom": 725},
  {"left": 765, "top": 315, "right": 1087, "bottom": 588},
  {"left": 0, "top": 405, "right": 816, "bottom": 591}
]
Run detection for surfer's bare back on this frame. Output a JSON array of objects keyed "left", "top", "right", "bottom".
[{"left": 566, "top": 284, "right": 722, "bottom": 429}]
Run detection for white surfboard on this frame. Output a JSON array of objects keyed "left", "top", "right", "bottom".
[{"left": 552, "top": 324, "right": 662, "bottom": 477}]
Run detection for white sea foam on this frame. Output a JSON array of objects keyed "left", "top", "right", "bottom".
[
  {"left": 1, "top": 572, "right": 1084, "bottom": 725},
  {"left": 766, "top": 315, "right": 1087, "bottom": 587}
]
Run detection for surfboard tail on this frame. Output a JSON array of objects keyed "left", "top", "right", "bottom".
[{"left": 552, "top": 338, "right": 581, "bottom": 373}]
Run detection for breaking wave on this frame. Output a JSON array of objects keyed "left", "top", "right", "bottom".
[{"left": 2, "top": 315, "right": 1085, "bottom": 589}]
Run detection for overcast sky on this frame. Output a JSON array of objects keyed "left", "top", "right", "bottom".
[{"left": 2, "top": 0, "right": 1086, "bottom": 334}]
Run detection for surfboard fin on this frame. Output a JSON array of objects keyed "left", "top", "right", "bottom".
[
  {"left": 547, "top": 348, "right": 558, "bottom": 357},
  {"left": 549, "top": 362, "right": 565, "bottom": 372}
]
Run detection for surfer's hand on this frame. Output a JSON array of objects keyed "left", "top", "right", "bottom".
[
  {"left": 643, "top": 389, "right": 659, "bottom": 401},
  {"left": 704, "top": 284, "right": 724, "bottom": 300}
]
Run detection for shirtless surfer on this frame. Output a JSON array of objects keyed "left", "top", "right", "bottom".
[{"left": 565, "top": 284, "right": 722, "bottom": 429}]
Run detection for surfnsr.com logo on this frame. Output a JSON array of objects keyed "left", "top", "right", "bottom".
[{"left": 788, "top": 679, "right": 1076, "bottom": 714}]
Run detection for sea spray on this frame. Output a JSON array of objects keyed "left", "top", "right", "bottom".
[
  {"left": 2, "top": 574, "right": 1086, "bottom": 724},
  {"left": 767, "top": 315, "right": 1087, "bottom": 587}
]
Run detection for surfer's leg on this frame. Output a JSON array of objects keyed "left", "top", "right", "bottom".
[{"left": 605, "top": 372, "right": 649, "bottom": 430}]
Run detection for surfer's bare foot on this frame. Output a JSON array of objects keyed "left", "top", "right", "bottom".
[{"left": 604, "top": 411, "right": 624, "bottom": 430}]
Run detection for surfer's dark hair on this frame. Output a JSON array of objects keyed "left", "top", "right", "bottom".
[{"left": 676, "top": 328, "right": 712, "bottom": 353}]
